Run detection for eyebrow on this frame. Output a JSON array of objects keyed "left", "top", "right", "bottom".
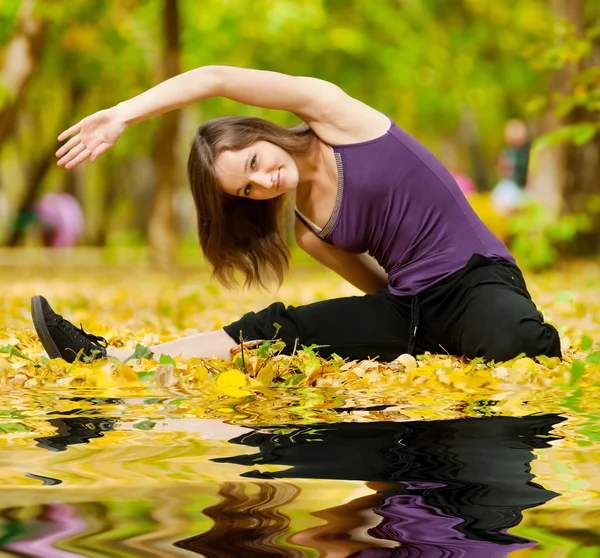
[{"left": 235, "top": 153, "right": 251, "bottom": 197}]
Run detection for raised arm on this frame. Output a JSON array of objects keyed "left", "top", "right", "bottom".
[{"left": 56, "top": 66, "right": 388, "bottom": 168}]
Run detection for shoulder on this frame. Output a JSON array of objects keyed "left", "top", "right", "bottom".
[{"left": 299, "top": 92, "right": 393, "bottom": 146}]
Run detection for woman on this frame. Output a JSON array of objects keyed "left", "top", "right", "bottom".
[{"left": 31, "top": 66, "right": 561, "bottom": 364}]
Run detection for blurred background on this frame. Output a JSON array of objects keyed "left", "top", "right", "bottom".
[{"left": 0, "top": 0, "right": 598, "bottom": 272}]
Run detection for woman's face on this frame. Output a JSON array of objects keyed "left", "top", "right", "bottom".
[{"left": 215, "top": 141, "right": 299, "bottom": 200}]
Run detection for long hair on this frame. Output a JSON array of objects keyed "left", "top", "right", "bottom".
[{"left": 187, "top": 116, "right": 317, "bottom": 289}]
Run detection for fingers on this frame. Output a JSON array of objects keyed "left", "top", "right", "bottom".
[
  {"left": 57, "top": 122, "right": 82, "bottom": 142},
  {"left": 90, "top": 142, "right": 111, "bottom": 163},
  {"left": 56, "top": 134, "right": 80, "bottom": 158},
  {"left": 64, "top": 147, "right": 91, "bottom": 169},
  {"left": 57, "top": 142, "right": 90, "bottom": 168}
]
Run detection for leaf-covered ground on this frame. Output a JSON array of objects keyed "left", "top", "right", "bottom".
[
  {"left": 0, "top": 252, "right": 598, "bottom": 557},
  {"left": 1, "top": 251, "right": 599, "bottom": 405}
]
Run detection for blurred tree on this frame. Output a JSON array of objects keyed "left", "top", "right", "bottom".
[
  {"left": 528, "top": 0, "right": 600, "bottom": 254},
  {"left": 149, "top": 0, "right": 180, "bottom": 269},
  {"left": 3, "top": 0, "right": 597, "bottom": 258},
  {"left": 0, "top": 0, "right": 46, "bottom": 153}
]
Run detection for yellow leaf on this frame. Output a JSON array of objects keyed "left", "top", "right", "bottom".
[
  {"left": 216, "top": 369, "right": 250, "bottom": 396},
  {"left": 513, "top": 357, "right": 536, "bottom": 370},
  {"left": 256, "top": 363, "right": 275, "bottom": 386}
]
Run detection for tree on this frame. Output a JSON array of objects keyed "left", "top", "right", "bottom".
[
  {"left": 0, "top": 0, "right": 46, "bottom": 153},
  {"left": 148, "top": 0, "right": 181, "bottom": 269},
  {"left": 529, "top": 0, "right": 600, "bottom": 253}
]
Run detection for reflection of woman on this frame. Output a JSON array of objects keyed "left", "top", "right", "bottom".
[
  {"left": 211, "top": 415, "right": 564, "bottom": 556},
  {"left": 31, "top": 65, "right": 560, "bottom": 365}
]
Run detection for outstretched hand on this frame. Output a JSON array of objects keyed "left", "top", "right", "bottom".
[{"left": 56, "top": 107, "right": 125, "bottom": 169}]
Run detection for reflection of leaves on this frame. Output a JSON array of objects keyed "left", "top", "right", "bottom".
[
  {"left": 0, "top": 423, "right": 31, "bottom": 433},
  {"left": 133, "top": 420, "right": 156, "bottom": 431}
]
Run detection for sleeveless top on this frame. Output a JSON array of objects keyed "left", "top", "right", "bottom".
[{"left": 295, "top": 118, "right": 515, "bottom": 296}]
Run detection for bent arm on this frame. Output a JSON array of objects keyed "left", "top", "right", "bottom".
[{"left": 295, "top": 220, "right": 388, "bottom": 295}]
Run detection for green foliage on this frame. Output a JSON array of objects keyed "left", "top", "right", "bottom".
[
  {"left": 527, "top": 15, "right": 600, "bottom": 149},
  {"left": 159, "top": 353, "right": 177, "bottom": 366},
  {"left": 508, "top": 199, "right": 592, "bottom": 269},
  {"left": 0, "top": 344, "right": 31, "bottom": 361},
  {"left": 570, "top": 359, "right": 585, "bottom": 386},
  {"left": 124, "top": 343, "right": 155, "bottom": 363}
]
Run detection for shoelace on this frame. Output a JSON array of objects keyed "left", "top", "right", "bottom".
[{"left": 59, "top": 317, "right": 108, "bottom": 348}]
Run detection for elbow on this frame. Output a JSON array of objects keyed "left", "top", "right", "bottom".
[{"left": 193, "top": 65, "right": 224, "bottom": 96}]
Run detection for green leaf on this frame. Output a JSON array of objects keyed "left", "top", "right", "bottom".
[
  {"left": 0, "top": 344, "right": 31, "bottom": 361},
  {"left": 571, "top": 123, "right": 597, "bottom": 145},
  {"left": 285, "top": 374, "right": 306, "bottom": 386},
  {"left": 124, "top": 343, "right": 154, "bottom": 363},
  {"left": 581, "top": 334, "right": 593, "bottom": 352},
  {"left": 257, "top": 341, "right": 271, "bottom": 359},
  {"left": 159, "top": 354, "right": 177, "bottom": 366},
  {"left": 556, "top": 291, "right": 574, "bottom": 304},
  {"left": 271, "top": 340, "right": 286, "bottom": 353},
  {"left": 0, "top": 422, "right": 31, "bottom": 433},
  {"left": 273, "top": 322, "right": 282, "bottom": 335},
  {"left": 570, "top": 360, "right": 586, "bottom": 385},
  {"left": 586, "top": 351, "right": 600, "bottom": 364},
  {"left": 133, "top": 419, "right": 156, "bottom": 431},
  {"left": 137, "top": 371, "right": 156, "bottom": 382}
]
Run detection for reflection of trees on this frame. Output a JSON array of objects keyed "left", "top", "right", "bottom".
[{"left": 174, "top": 481, "right": 303, "bottom": 557}]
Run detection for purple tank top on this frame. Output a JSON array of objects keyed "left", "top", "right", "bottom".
[{"left": 296, "top": 118, "right": 515, "bottom": 296}]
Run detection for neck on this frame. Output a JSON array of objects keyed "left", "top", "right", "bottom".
[{"left": 294, "top": 140, "right": 336, "bottom": 202}]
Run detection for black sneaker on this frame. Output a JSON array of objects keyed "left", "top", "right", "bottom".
[{"left": 31, "top": 296, "right": 108, "bottom": 363}]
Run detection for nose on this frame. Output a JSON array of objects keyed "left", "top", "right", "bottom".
[{"left": 250, "top": 171, "right": 274, "bottom": 189}]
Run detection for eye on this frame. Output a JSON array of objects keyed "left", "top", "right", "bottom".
[
  {"left": 250, "top": 155, "right": 257, "bottom": 169},
  {"left": 244, "top": 183, "right": 252, "bottom": 196}
]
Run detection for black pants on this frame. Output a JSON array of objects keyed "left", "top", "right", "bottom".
[{"left": 223, "top": 254, "right": 561, "bottom": 362}]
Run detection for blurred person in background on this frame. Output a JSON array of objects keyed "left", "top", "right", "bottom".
[
  {"left": 30, "top": 65, "right": 560, "bottom": 365},
  {"left": 34, "top": 192, "right": 85, "bottom": 247},
  {"left": 491, "top": 119, "right": 531, "bottom": 215}
]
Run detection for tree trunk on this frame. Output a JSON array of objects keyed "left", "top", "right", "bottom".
[
  {"left": 559, "top": 0, "right": 600, "bottom": 254},
  {"left": 537, "top": 0, "right": 600, "bottom": 254},
  {"left": 6, "top": 145, "right": 55, "bottom": 246},
  {"left": 148, "top": 0, "right": 180, "bottom": 269},
  {"left": 0, "top": 0, "right": 46, "bottom": 152}
]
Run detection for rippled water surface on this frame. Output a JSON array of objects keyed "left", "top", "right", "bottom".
[{"left": 1, "top": 387, "right": 598, "bottom": 557}]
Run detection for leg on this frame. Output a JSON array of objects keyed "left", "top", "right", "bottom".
[
  {"left": 108, "top": 330, "right": 238, "bottom": 361},
  {"left": 439, "top": 261, "right": 561, "bottom": 362},
  {"left": 223, "top": 289, "right": 437, "bottom": 361},
  {"left": 33, "top": 291, "right": 420, "bottom": 363},
  {"left": 32, "top": 295, "right": 238, "bottom": 363}
]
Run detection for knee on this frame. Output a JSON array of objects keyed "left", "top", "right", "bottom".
[{"left": 479, "top": 320, "right": 562, "bottom": 363}]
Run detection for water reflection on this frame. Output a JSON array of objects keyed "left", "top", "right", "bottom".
[
  {"left": 199, "top": 415, "right": 564, "bottom": 556},
  {"left": 4, "top": 413, "right": 564, "bottom": 557}
]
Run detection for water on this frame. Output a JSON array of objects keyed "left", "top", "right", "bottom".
[{"left": 0, "top": 388, "right": 598, "bottom": 557}]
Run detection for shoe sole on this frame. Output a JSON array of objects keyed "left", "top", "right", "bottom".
[{"left": 31, "top": 296, "right": 62, "bottom": 360}]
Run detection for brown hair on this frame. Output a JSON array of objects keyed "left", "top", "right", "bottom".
[{"left": 187, "top": 116, "right": 317, "bottom": 289}]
